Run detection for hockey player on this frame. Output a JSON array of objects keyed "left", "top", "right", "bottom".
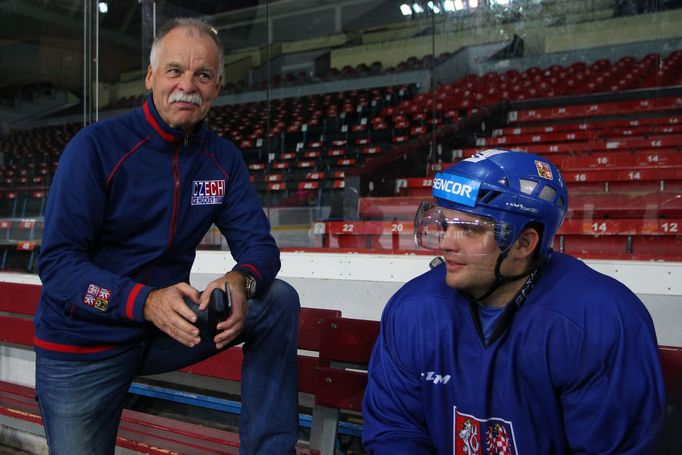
[{"left": 362, "top": 149, "right": 666, "bottom": 454}]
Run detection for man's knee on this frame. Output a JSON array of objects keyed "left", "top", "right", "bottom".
[
  {"left": 256, "top": 279, "right": 300, "bottom": 332},
  {"left": 242, "top": 279, "right": 299, "bottom": 346},
  {"left": 268, "top": 278, "right": 300, "bottom": 315}
]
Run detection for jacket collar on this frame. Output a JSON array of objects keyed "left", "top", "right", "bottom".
[{"left": 141, "top": 93, "right": 206, "bottom": 145}]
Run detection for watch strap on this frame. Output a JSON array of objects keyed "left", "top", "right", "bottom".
[{"left": 234, "top": 269, "right": 257, "bottom": 299}]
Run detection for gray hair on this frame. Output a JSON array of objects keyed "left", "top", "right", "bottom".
[{"left": 149, "top": 17, "right": 224, "bottom": 78}]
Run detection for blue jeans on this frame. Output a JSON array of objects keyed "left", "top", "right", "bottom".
[{"left": 35, "top": 279, "right": 300, "bottom": 455}]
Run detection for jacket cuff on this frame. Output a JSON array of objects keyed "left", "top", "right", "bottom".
[
  {"left": 123, "top": 282, "right": 153, "bottom": 322},
  {"left": 233, "top": 264, "right": 263, "bottom": 281}
]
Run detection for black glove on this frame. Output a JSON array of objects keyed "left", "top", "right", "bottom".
[{"left": 208, "top": 284, "right": 232, "bottom": 330}]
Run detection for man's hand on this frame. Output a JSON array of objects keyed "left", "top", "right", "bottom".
[
  {"left": 201, "top": 271, "right": 248, "bottom": 350},
  {"left": 143, "top": 282, "right": 201, "bottom": 347}
]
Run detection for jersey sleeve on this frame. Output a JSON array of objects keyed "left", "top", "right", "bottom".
[
  {"left": 362, "top": 294, "right": 436, "bottom": 454},
  {"left": 559, "top": 287, "right": 666, "bottom": 453},
  {"left": 213, "top": 142, "right": 280, "bottom": 293},
  {"left": 38, "top": 131, "right": 153, "bottom": 322}
]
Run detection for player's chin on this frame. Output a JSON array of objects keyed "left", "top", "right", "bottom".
[{"left": 444, "top": 271, "right": 467, "bottom": 289}]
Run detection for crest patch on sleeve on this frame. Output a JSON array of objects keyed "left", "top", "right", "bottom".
[{"left": 84, "top": 284, "right": 111, "bottom": 311}]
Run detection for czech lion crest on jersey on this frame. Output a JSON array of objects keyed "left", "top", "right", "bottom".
[{"left": 454, "top": 407, "right": 517, "bottom": 455}]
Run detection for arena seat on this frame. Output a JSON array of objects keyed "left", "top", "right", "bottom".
[
  {"left": 0, "top": 191, "right": 18, "bottom": 218},
  {"left": 555, "top": 217, "right": 682, "bottom": 259},
  {"left": 20, "top": 190, "right": 47, "bottom": 217}
]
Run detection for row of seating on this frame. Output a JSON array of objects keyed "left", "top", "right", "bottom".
[
  {"left": 0, "top": 85, "right": 421, "bottom": 191},
  {"left": 446, "top": 148, "right": 682, "bottom": 173},
  {"left": 0, "top": 190, "right": 47, "bottom": 218},
  {"left": 507, "top": 96, "right": 682, "bottom": 123},
  {"left": 490, "top": 115, "right": 682, "bottom": 137},
  {"left": 310, "top": 215, "right": 682, "bottom": 259},
  {"left": 211, "top": 85, "right": 418, "bottom": 146},
  {"left": 425, "top": 52, "right": 682, "bottom": 110},
  {"left": 236, "top": 93, "right": 682, "bottom": 196},
  {"left": 369, "top": 190, "right": 682, "bottom": 218}
]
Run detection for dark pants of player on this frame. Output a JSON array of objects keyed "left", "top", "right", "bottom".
[{"left": 35, "top": 279, "right": 300, "bottom": 455}]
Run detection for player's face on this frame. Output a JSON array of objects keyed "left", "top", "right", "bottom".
[
  {"left": 437, "top": 208, "right": 502, "bottom": 298},
  {"left": 145, "top": 27, "right": 221, "bottom": 133}
]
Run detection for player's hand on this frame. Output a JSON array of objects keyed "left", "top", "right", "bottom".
[
  {"left": 143, "top": 282, "right": 201, "bottom": 347},
  {"left": 201, "top": 272, "right": 248, "bottom": 350}
]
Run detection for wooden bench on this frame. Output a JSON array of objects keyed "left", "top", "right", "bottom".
[
  {"left": 311, "top": 316, "right": 380, "bottom": 454},
  {"left": 0, "top": 280, "right": 350, "bottom": 454}
]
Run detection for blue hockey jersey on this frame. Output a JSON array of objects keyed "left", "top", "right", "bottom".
[{"left": 362, "top": 253, "right": 665, "bottom": 454}]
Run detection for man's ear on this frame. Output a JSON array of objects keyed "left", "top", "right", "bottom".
[
  {"left": 514, "top": 227, "right": 540, "bottom": 260},
  {"left": 145, "top": 65, "right": 154, "bottom": 91}
]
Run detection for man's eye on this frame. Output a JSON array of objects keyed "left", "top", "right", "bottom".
[{"left": 463, "top": 223, "right": 487, "bottom": 235}]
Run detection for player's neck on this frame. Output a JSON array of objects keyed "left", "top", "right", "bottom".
[{"left": 478, "top": 275, "right": 529, "bottom": 308}]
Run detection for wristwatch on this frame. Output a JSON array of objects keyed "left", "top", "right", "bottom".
[{"left": 236, "top": 270, "right": 257, "bottom": 300}]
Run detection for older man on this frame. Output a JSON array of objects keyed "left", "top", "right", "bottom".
[{"left": 35, "top": 18, "right": 299, "bottom": 454}]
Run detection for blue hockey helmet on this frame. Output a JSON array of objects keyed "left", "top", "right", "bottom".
[{"left": 422, "top": 149, "right": 568, "bottom": 256}]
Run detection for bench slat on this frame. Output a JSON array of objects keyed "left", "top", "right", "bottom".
[
  {"left": 315, "top": 367, "right": 368, "bottom": 410},
  {"left": 0, "top": 282, "right": 40, "bottom": 315},
  {"left": 0, "top": 314, "right": 34, "bottom": 345},
  {"left": 319, "top": 317, "right": 379, "bottom": 365},
  {"left": 299, "top": 308, "right": 342, "bottom": 352}
]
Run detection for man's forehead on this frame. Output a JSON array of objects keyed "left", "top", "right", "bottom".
[{"left": 157, "top": 27, "right": 219, "bottom": 62}]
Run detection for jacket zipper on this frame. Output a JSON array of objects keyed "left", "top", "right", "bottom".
[{"left": 168, "top": 144, "right": 181, "bottom": 249}]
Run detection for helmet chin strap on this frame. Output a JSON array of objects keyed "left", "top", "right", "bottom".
[{"left": 468, "top": 249, "right": 549, "bottom": 304}]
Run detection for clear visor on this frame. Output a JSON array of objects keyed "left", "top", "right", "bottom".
[{"left": 414, "top": 200, "right": 512, "bottom": 254}]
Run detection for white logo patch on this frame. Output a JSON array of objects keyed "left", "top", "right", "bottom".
[{"left": 192, "top": 180, "right": 225, "bottom": 205}]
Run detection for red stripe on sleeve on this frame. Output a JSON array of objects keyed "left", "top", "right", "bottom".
[
  {"left": 126, "top": 284, "right": 144, "bottom": 320},
  {"left": 240, "top": 264, "right": 262, "bottom": 281}
]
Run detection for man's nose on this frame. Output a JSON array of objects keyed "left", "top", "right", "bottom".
[
  {"left": 439, "top": 225, "right": 461, "bottom": 251},
  {"left": 177, "top": 72, "right": 198, "bottom": 92}
]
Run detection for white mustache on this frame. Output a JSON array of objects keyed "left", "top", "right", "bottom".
[{"left": 168, "top": 91, "right": 203, "bottom": 106}]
